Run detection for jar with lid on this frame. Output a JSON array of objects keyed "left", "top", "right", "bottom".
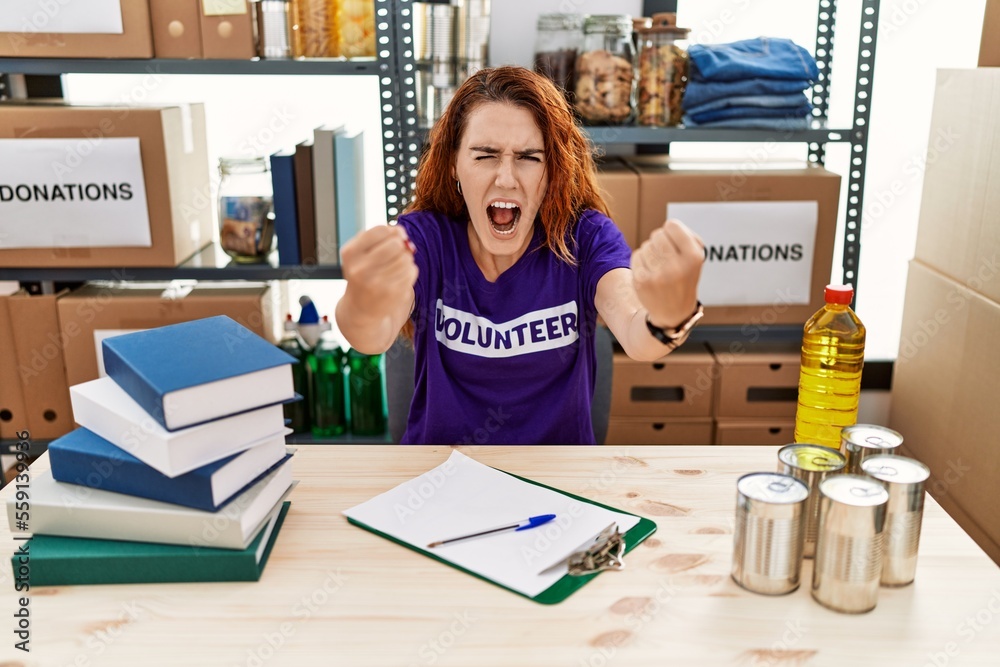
[
  {"left": 218, "top": 157, "right": 275, "bottom": 263},
  {"left": 533, "top": 13, "right": 583, "bottom": 102},
  {"left": 574, "top": 14, "right": 635, "bottom": 125},
  {"left": 636, "top": 13, "right": 690, "bottom": 127}
]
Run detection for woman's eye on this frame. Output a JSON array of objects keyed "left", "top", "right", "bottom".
[
  {"left": 520, "top": 155, "right": 542, "bottom": 162},
  {"left": 475, "top": 155, "right": 496, "bottom": 161}
]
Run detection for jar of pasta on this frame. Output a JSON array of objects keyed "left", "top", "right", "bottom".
[
  {"left": 336, "top": 0, "right": 375, "bottom": 58},
  {"left": 533, "top": 13, "right": 583, "bottom": 103},
  {"left": 636, "top": 13, "right": 690, "bottom": 127},
  {"left": 575, "top": 15, "right": 635, "bottom": 125}
]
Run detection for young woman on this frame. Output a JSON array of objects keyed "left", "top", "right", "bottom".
[{"left": 336, "top": 66, "right": 704, "bottom": 444}]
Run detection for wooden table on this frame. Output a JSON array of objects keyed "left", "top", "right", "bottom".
[{"left": 2, "top": 445, "right": 999, "bottom": 666}]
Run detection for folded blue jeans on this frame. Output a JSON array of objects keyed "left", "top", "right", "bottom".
[
  {"left": 681, "top": 115, "right": 812, "bottom": 130},
  {"left": 683, "top": 92, "right": 811, "bottom": 116},
  {"left": 683, "top": 77, "right": 812, "bottom": 108},
  {"left": 687, "top": 103, "right": 813, "bottom": 124},
  {"left": 689, "top": 38, "right": 819, "bottom": 82}
]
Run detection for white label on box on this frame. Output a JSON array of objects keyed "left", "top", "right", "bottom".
[
  {"left": 667, "top": 201, "right": 817, "bottom": 307},
  {"left": 0, "top": 138, "right": 151, "bottom": 249},
  {"left": 0, "top": 0, "right": 124, "bottom": 34},
  {"left": 202, "top": 0, "right": 247, "bottom": 17},
  {"left": 94, "top": 329, "right": 143, "bottom": 377}
]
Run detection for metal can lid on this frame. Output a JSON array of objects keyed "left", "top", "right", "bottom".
[
  {"left": 778, "top": 444, "right": 846, "bottom": 472},
  {"left": 841, "top": 424, "right": 904, "bottom": 450},
  {"left": 862, "top": 455, "right": 930, "bottom": 484},
  {"left": 820, "top": 474, "right": 889, "bottom": 506},
  {"left": 737, "top": 472, "right": 809, "bottom": 504}
]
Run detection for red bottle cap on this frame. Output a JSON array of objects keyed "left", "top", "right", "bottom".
[{"left": 825, "top": 284, "right": 854, "bottom": 305}]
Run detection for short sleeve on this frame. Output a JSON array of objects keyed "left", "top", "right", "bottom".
[
  {"left": 395, "top": 212, "right": 435, "bottom": 315},
  {"left": 577, "top": 210, "right": 633, "bottom": 303}
]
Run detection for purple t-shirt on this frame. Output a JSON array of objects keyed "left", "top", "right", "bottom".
[{"left": 397, "top": 209, "right": 631, "bottom": 444}]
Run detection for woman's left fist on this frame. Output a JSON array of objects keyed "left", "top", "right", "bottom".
[{"left": 631, "top": 219, "right": 705, "bottom": 328}]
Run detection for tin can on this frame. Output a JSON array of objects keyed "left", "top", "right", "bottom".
[
  {"left": 777, "top": 444, "right": 846, "bottom": 558},
  {"left": 840, "top": 424, "right": 903, "bottom": 475},
  {"left": 861, "top": 454, "right": 930, "bottom": 587},
  {"left": 812, "top": 474, "right": 889, "bottom": 613},
  {"left": 731, "top": 472, "right": 809, "bottom": 595}
]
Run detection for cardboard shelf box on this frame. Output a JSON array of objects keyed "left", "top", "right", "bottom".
[
  {"left": 595, "top": 157, "right": 640, "bottom": 249},
  {"left": 708, "top": 341, "right": 800, "bottom": 419},
  {"left": 605, "top": 418, "right": 713, "bottom": 446},
  {"left": 627, "top": 156, "right": 841, "bottom": 326},
  {"left": 57, "top": 283, "right": 276, "bottom": 388},
  {"left": 714, "top": 419, "right": 796, "bottom": 446},
  {"left": 610, "top": 344, "right": 715, "bottom": 419},
  {"left": 150, "top": 0, "right": 204, "bottom": 59},
  {"left": 981, "top": 0, "right": 1000, "bottom": 68},
  {"left": 0, "top": 0, "right": 153, "bottom": 58},
  {"left": 0, "top": 102, "right": 212, "bottom": 268}
]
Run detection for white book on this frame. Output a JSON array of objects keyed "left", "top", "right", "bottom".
[
  {"left": 8, "top": 460, "right": 295, "bottom": 550},
  {"left": 70, "top": 377, "right": 288, "bottom": 478},
  {"left": 313, "top": 124, "right": 344, "bottom": 264}
]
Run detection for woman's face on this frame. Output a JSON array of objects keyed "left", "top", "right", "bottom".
[{"left": 453, "top": 102, "right": 549, "bottom": 261}]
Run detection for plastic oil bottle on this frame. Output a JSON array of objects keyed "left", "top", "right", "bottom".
[
  {"left": 310, "top": 322, "right": 348, "bottom": 438},
  {"left": 793, "top": 284, "right": 866, "bottom": 449}
]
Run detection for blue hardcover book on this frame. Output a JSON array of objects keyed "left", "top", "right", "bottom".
[
  {"left": 270, "top": 151, "right": 301, "bottom": 266},
  {"left": 334, "top": 128, "right": 366, "bottom": 260},
  {"left": 49, "top": 427, "right": 293, "bottom": 512},
  {"left": 102, "top": 316, "right": 297, "bottom": 431}
]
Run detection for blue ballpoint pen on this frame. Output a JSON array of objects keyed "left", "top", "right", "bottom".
[{"left": 427, "top": 514, "right": 557, "bottom": 548}]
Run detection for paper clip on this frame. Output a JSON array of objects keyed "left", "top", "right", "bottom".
[{"left": 567, "top": 523, "right": 626, "bottom": 576}]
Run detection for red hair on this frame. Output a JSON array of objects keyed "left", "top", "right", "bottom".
[{"left": 404, "top": 66, "right": 609, "bottom": 265}]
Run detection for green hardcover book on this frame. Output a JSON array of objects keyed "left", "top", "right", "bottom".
[{"left": 13, "top": 502, "right": 290, "bottom": 586}]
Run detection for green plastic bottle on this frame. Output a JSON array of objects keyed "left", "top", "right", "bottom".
[
  {"left": 278, "top": 315, "right": 311, "bottom": 434},
  {"left": 794, "top": 284, "right": 866, "bottom": 449},
  {"left": 310, "top": 331, "right": 348, "bottom": 438},
  {"left": 346, "top": 349, "right": 386, "bottom": 437}
]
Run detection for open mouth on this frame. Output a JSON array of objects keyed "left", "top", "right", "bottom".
[{"left": 487, "top": 201, "right": 521, "bottom": 236}]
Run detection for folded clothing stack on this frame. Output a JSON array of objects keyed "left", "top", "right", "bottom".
[{"left": 682, "top": 38, "right": 819, "bottom": 129}]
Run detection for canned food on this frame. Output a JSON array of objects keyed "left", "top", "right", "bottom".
[
  {"left": 812, "top": 474, "right": 889, "bottom": 613},
  {"left": 841, "top": 424, "right": 903, "bottom": 474},
  {"left": 731, "top": 472, "right": 809, "bottom": 595},
  {"left": 861, "top": 454, "right": 930, "bottom": 587},
  {"left": 777, "top": 444, "right": 846, "bottom": 558}
]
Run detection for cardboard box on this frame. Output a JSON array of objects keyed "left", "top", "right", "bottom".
[
  {"left": 708, "top": 341, "right": 800, "bottom": 418},
  {"left": 889, "top": 260, "right": 1000, "bottom": 565},
  {"left": 606, "top": 418, "right": 713, "bottom": 445},
  {"left": 0, "top": 0, "right": 153, "bottom": 58},
  {"left": 596, "top": 158, "right": 640, "bottom": 249},
  {"left": 628, "top": 156, "right": 841, "bottom": 326},
  {"left": 200, "top": 0, "right": 256, "bottom": 59},
  {"left": 0, "top": 102, "right": 212, "bottom": 268},
  {"left": 981, "top": 0, "right": 1000, "bottom": 67},
  {"left": 714, "top": 419, "right": 796, "bottom": 446},
  {"left": 610, "top": 345, "right": 715, "bottom": 418},
  {"left": 57, "top": 283, "right": 276, "bottom": 388},
  {"left": 0, "top": 292, "right": 74, "bottom": 441},
  {"left": 914, "top": 69, "right": 1000, "bottom": 304},
  {"left": 151, "top": 0, "right": 204, "bottom": 58}
]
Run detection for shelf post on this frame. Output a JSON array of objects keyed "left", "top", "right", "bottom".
[
  {"left": 809, "top": 0, "right": 838, "bottom": 166},
  {"left": 393, "top": 0, "right": 421, "bottom": 218},
  {"left": 376, "top": 0, "right": 407, "bottom": 221}
]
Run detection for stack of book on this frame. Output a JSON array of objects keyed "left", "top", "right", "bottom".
[{"left": 6, "top": 316, "right": 298, "bottom": 586}]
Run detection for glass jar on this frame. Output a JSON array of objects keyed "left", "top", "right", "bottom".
[
  {"left": 336, "top": 0, "right": 375, "bottom": 59},
  {"left": 218, "top": 157, "right": 274, "bottom": 263},
  {"left": 636, "top": 13, "right": 690, "bottom": 127},
  {"left": 347, "top": 348, "right": 386, "bottom": 437},
  {"left": 533, "top": 13, "right": 583, "bottom": 102},
  {"left": 290, "top": 0, "right": 335, "bottom": 57},
  {"left": 575, "top": 14, "right": 635, "bottom": 125}
]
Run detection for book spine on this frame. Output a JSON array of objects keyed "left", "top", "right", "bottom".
[
  {"left": 19, "top": 550, "right": 259, "bottom": 586},
  {"left": 294, "top": 143, "right": 318, "bottom": 264},
  {"left": 313, "top": 130, "right": 339, "bottom": 264},
  {"left": 101, "top": 342, "right": 170, "bottom": 431},
  {"left": 271, "top": 153, "right": 301, "bottom": 266},
  {"left": 335, "top": 132, "right": 365, "bottom": 260},
  {"left": 69, "top": 387, "right": 172, "bottom": 476}
]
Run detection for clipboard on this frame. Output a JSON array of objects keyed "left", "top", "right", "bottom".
[{"left": 344, "top": 460, "right": 657, "bottom": 605}]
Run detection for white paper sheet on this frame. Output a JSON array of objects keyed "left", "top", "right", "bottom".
[
  {"left": 0, "top": 0, "right": 124, "bottom": 34},
  {"left": 343, "top": 451, "right": 641, "bottom": 598}
]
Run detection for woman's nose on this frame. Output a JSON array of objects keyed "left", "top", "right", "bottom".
[{"left": 495, "top": 157, "right": 517, "bottom": 188}]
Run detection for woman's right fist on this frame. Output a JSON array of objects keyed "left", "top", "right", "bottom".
[{"left": 340, "top": 225, "right": 419, "bottom": 304}]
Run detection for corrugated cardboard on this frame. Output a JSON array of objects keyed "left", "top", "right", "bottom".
[
  {"left": 151, "top": 0, "right": 204, "bottom": 58},
  {"left": 57, "top": 283, "right": 275, "bottom": 388},
  {"left": 0, "top": 292, "right": 74, "bottom": 441},
  {"left": 889, "top": 260, "right": 1000, "bottom": 565},
  {"left": 0, "top": 102, "right": 212, "bottom": 268},
  {"left": 606, "top": 418, "right": 713, "bottom": 445},
  {"left": 714, "top": 419, "right": 795, "bottom": 446},
  {"left": 610, "top": 344, "right": 715, "bottom": 418},
  {"left": 0, "top": 297, "right": 28, "bottom": 440},
  {"left": 981, "top": 0, "right": 1000, "bottom": 67},
  {"left": 628, "top": 156, "right": 841, "bottom": 326},
  {"left": 200, "top": 0, "right": 256, "bottom": 59},
  {"left": 708, "top": 341, "right": 800, "bottom": 418},
  {"left": 913, "top": 69, "right": 1000, "bottom": 304},
  {"left": 0, "top": 0, "right": 153, "bottom": 58},
  {"left": 596, "top": 158, "right": 640, "bottom": 249}
]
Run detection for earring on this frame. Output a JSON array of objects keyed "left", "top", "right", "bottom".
[{"left": 456, "top": 180, "right": 462, "bottom": 195}]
